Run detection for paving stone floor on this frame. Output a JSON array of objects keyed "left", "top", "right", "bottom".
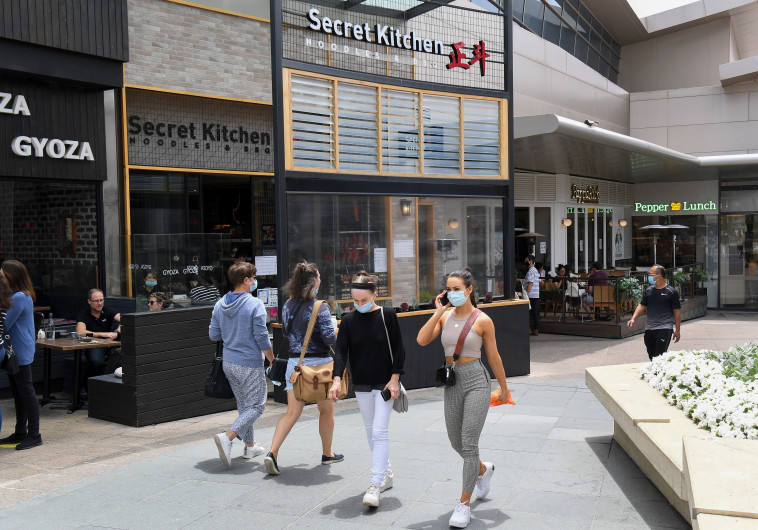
[
  {"left": 0, "top": 377, "right": 689, "bottom": 529},
  {"left": 1, "top": 310, "right": 756, "bottom": 528}
]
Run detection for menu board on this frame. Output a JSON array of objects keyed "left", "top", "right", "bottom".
[{"left": 335, "top": 271, "right": 389, "bottom": 301}]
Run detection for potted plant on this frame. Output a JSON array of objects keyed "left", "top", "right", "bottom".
[
  {"left": 693, "top": 269, "right": 708, "bottom": 297},
  {"left": 672, "top": 271, "right": 691, "bottom": 300},
  {"left": 617, "top": 277, "right": 643, "bottom": 311}
]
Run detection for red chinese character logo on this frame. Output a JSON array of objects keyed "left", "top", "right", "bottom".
[
  {"left": 447, "top": 42, "right": 470, "bottom": 70},
  {"left": 469, "top": 40, "right": 490, "bottom": 76}
]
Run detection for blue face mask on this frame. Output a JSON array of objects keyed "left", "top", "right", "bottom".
[
  {"left": 250, "top": 279, "right": 258, "bottom": 292},
  {"left": 648, "top": 276, "right": 656, "bottom": 285},
  {"left": 447, "top": 290, "right": 468, "bottom": 307},
  {"left": 355, "top": 300, "right": 374, "bottom": 313},
  {"left": 314, "top": 288, "right": 319, "bottom": 296},
  {"left": 145, "top": 280, "right": 157, "bottom": 287}
]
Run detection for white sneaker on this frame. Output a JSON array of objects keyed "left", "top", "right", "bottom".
[
  {"left": 449, "top": 502, "right": 471, "bottom": 528},
  {"left": 380, "top": 470, "right": 393, "bottom": 492},
  {"left": 214, "top": 433, "right": 232, "bottom": 468},
  {"left": 473, "top": 462, "right": 495, "bottom": 500},
  {"left": 362, "top": 483, "right": 380, "bottom": 507},
  {"left": 243, "top": 443, "right": 266, "bottom": 459}
]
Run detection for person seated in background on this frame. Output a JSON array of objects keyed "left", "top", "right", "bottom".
[
  {"left": 581, "top": 262, "right": 610, "bottom": 319},
  {"left": 187, "top": 273, "right": 221, "bottom": 305},
  {"left": 148, "top": 292, "right": 175, "bottom": 311},
  {"left": 536, "top": 262, "right": 547, "bottom": 290},
  {"left": 552, "top": 265, "right": 569, "bottom": 291},
  {"left": 139, "top": 271, "right": 166, "bottom": 308},
  {"left": 75, "top": 289, "right": 121, "bottom": 397}
]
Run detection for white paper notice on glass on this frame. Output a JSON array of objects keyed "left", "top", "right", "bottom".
[
  {"left": 393, "top": 239, "right": 414, "bottom": 258},
  {"left": 255, "top": 256, "right": 277, "bottom": 276},
  {"left": 269, "top": 288, "right": 278, "bottom": 307},
  {"left": 579, "top": 240, "right": 584, "bottom": 252},
  {"left": 257, "top": 288, "right": 270, "bottom": 306},
  {"left": 374, "top": 248, "right": 388, "bottom": 273},
  {"left": 539, "top": 241, "right": 546, "bottom": 254}
]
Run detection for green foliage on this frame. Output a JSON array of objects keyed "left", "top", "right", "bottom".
[
  {"left": 672, "top": 271, "right": 691, "bottom": 287},
  {"left": 418, "top": 290, "right": 435, "bottom": 304},
  {"left": 709, "top": 343, "right": 758, "bottom": 383},
  {"left": 692, "top": 269, "right": 708, "bottom": 282},
  {"left": 617, "top": 277, "right": 643, "bottom": 306}
]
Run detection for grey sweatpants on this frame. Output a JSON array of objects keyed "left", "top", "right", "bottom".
[
  {"left": 223, "top": 360, "right": 267, "bottom": 444},
  {"left": 444, "top": 359, "right": 491, "bottom": 492}
]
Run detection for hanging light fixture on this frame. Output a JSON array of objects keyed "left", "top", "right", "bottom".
[
  {"left": 618, "top": 219, "right": 628, "bottom": 227},
  {"left": 561, "top": 218, "right": 572, "bottom": 227},
  {"left": 400, "top": 199, "right": 412, "bottom": 217}
]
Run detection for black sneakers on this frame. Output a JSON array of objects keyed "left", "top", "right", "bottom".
[
  {"left": 321, "top": 453, "right": 344, "bottom": 465},
  {"left": 264, "top": 452, "right": 280, "bottom": 475},
  {"left": 15, "top": 434, "right": 43, "bottom": 450}
]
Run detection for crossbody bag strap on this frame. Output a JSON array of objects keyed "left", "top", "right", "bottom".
[
  {"left": 296, "top": 300, "right": 324, "bottom": 368},
  {"left": 452, "top": 308, "right": 482, "bottom": 364},
  {"left": 379, "top": 307, "right": 393, "bottom": 364}
]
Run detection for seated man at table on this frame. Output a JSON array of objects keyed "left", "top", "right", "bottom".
[{"left": 76, "top": 289, "right": 121, "bottom": 394}]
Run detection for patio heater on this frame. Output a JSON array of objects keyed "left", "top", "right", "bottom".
[
  {"left": 517, "top": 232, "right": 546, "bottom": 257},
  {"left": 640, "top": 224, "right": 689, "bottom": 268}
]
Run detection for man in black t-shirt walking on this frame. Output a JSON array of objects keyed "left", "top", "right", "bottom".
[{"left": 627, "top": 265, "right": 681, "bottom": 360}]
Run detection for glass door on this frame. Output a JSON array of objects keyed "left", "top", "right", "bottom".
[{"left": 720, "top": 214, "right": 758, "bottom": 308}]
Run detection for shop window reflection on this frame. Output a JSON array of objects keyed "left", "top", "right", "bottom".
[{"left": 287, "top": 194, "right": 505, "bottom": 312}]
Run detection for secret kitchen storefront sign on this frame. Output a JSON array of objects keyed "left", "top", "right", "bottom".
[
  {"left": 126, "top": 89, "right": 274, "bottom": 173},
  {"left": 283, "top": 0, "right": 506, "bottom": 92},
  {"left": 0, "top": 76, "right": 106, "bottom": 181}
]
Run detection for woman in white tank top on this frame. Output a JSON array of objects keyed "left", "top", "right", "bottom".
[{"left": 416, "top": 267, "right": 511, "bottom": 528}]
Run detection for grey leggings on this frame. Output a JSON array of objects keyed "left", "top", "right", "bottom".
[
  {"left": 223, "top": 360, "right": 267, "bottom": 444},
  {"left": 444, "top": 359, "right": 491, "bottom": 492}
]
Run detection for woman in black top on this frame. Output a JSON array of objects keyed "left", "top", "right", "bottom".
[
  {"left": 328, "top": 271, "right": 405, "bottom": 509},
  {"left": 263, "top": 262, "right": 342, "bottom": 476}
]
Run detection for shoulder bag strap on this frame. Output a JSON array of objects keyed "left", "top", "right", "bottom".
[
  {"left": 215, "top": 340, "right": 223, "bottom": 361},
  {"left": 296, "top": 300, "right": 324, "bottom": 368},
  {"left": 452, "top": 308, "right": 482, "bottom": 364},
  {"left": 379, "top": 307, "right": 393, "bottom": 364}
]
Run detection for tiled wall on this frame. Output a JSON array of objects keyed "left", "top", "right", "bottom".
[{"left": 126, "top": 0, "right": 272, "bottom": 102}]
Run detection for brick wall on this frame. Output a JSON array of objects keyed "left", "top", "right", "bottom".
[
  {"left": 126, "top": 0, "right": 272, "bottom": 103},
  {"left": 0, "top": 182, "right": 99, "bottom": 268}
]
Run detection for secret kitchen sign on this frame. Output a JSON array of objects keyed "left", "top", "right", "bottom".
[
  {"left": 126, "top": 89, "right": 274, "bottom": 173},
  {"left": 282, "top": 0, "right": 507, "bottom": 92},
  {"left": 0, "top": 76, "right": 106, "bottom": 181}
]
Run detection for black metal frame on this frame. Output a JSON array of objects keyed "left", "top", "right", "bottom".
[{"left": 271, "top": 0, "right": 515, "bottom": 318}]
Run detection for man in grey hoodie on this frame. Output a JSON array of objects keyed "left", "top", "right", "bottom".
[{"left": 210, "top": 262, "right": 274, "bottom": 467}]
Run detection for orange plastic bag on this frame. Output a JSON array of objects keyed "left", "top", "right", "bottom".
[{"left": 489, "top": 389, "right": 515, "bottom": 407}]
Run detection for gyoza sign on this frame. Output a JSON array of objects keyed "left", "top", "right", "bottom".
[{"left": 2, "top": 92, "right": 94, "bottom": 161}]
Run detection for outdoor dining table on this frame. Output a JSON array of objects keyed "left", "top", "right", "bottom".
[{"left": 36, "top": 336, "right": 121, "bottom": 414}]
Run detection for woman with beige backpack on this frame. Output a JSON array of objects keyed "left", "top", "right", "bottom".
[
  {"left": 328, "top": 271, "right": 406, "bottom": 509},
  {"left": 264, "top": 262, "right": 344, "bottom": 475}
]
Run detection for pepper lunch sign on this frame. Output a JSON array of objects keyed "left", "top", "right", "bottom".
[{"left": 2, "top": 92, "right": 95, "bottom": 161}]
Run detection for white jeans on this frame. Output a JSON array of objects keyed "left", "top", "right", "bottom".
[{"left": 355, "top": 390, "right": 393, "bottom": 486}]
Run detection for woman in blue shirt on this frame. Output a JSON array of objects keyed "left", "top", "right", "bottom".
[
  {"left": 0, "top": 260, "right": 41, "bottom": 450},
  {"left": 0, "top": 274, "right": 12, "bottom": 434}
]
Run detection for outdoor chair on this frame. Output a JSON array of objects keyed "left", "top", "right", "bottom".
[{"left": 593, "top": 284, "right": 617, "bottom": 320}]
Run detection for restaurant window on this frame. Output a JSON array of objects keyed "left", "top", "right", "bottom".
[
  {"left": 0, "top": 180, "right": 100, "bottom": 320},
  {"left": 287, "top": 194, "right": 504, "bottom": 313},
  {"left": 287, "top": 72, "right": 504, "bottom": 179},
  {"left": 128, "top": 172, "right": 276, "bottom": 312}
]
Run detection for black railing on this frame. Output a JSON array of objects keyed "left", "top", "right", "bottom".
[{"left": 539, "top": 262, "right": 706, "bottom": 324}]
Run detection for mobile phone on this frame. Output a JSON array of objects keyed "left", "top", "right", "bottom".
[
  {"left": 440, "top": 291, "right": 449, "bottom": 305},
  {"left": 381, "top": 388, "right": 392, "bottom": 401}
]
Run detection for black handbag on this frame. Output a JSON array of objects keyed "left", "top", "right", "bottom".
[
  {"left": 267, "top": 356, "right": 288, "bottom": 385},
  {"left": 435, "top": 309, "right": 482, "bottom": 388},
  {"left": 1, "top": 325, "right": 20, "bottom": 376},
  {"left": 205, "top": 341, "right": 234, "bottom": 399}
]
